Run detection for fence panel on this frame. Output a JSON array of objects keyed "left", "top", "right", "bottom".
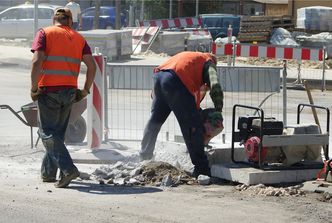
[{"left": 107, "top": 64, "right": 282, "bottom": 143}]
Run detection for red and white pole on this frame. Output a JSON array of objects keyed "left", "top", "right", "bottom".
[{"left": 87, "top": 48, "right": 104, "bottom": 149}]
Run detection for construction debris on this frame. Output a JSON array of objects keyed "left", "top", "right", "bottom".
[
  {"left": 238, "top": 16, "right": 294, "bottom": 43},
  {"left": 318, "top": 192, "right": 332, "bottom": 203},
  {"left": 92, "top": 161, "right": 195, "bottom": 187},
  {"left": 197, "top": 175, "right": 211, "bottom": 185},
  {"left": 235, "top": 184, "right": 305, "bottom": 197}
]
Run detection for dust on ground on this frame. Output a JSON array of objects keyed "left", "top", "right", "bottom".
[{"left": 90, "top": 160, "right": 332, "bottom": 205}]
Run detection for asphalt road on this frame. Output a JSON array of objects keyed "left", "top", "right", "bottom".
[{"left": 0, "top": 63, "right": 332, "bottom": 223}]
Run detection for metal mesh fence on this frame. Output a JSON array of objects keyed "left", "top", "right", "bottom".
[{"left": 106, "top": 64, "right": 282, "bottom": 144}]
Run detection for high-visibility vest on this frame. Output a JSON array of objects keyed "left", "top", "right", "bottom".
[
  {"left": 38, "top": 25, "right": 86, "bottom": 88},
  {"left": 156, "top": 51, "right": 213, "bottom": 109}
]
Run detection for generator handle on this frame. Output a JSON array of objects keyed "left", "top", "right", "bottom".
[
  {"left": 231, "top": 104, "right": 264, "bottom": 166},
  {"left": 297, "top": 103, "right": 330, "bottom": 159}
]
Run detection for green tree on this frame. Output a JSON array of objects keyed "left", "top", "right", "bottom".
[{"left": 144, "top": 0, "right": 168, "bottom": 19}]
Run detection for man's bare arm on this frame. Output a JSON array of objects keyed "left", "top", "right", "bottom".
[
  {"left": 82, "top": 54, "right": 96, "bottom": 92},
  {"left": 30, "top": 51, "right": 45, "bottom": 92}
]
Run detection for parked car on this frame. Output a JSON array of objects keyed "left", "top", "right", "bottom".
[
  {"left": 0, "top": 3, "right": 61, "bottom": 39},
  {"left": 200, "top": 14, "right": 241, "bottom": 40},
  {"left": 80, "top": 6, "right": 126, "bottom": 31}
]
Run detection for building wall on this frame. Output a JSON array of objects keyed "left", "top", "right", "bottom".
[
  {"left": 265, "top": 4, "right": 288, "bottom": 16},
  {"left": 288, "top": 0, "right": 332, "bottom": 18},
  {"left": 243, "top": 2, "right": 263, "bottom": 15}
]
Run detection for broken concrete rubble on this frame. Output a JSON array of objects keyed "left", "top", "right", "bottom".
[
  {"left": 93, "top": 161, "right": 195, "bottom": 187},
  {"left": 235, "top": 183, "right": 305, "bottom": 197}
]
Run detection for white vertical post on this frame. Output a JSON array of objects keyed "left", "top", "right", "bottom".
[
  {"left": 227, "top": 25, "right": 232, "bottom": 66},
  {"left": 282, "top": 60, "right": 287, "bottom": 127},
  {"left": 103, "top": 56, "right": 109, "bottom": 141},
  {"left": 322, "top": 47, "right": 326, "bottom": 91},
  {"left": 87, "top": 47, "right": 104, "bottom": 149}
]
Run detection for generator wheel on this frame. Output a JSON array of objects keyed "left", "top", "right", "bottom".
[{"left": 65, "top": 115, "right": 86, "bottom": 144}]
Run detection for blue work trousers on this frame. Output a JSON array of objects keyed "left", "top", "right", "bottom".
[
  {"left": 140, "top": 71, "right": 210, "bottom": 173},
  {"left": 38, "top": 88, "right": 78, "bottom": 179}
]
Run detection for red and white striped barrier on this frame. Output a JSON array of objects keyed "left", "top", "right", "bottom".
[
  {"left": 212, "top": 43, "right": 324, "bottom": 61},
  {"left": 184, "top": 29, "right": 212, "bottom": 39},
  {"left": 139, "top": 17, "right": 202, "bottom": 29},
  {"left": 87, "top": 53, "right": 104, "bottom": 149},
  {"left": 132, "top": 26, "right": 159, "bottom": 45}
]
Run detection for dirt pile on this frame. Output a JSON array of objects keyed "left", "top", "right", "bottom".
[
  {"left": 92, "top": 161, "right": 195, "bottom": 187},
  {"left": 136, "top": 161, "right": 194, "bottom": 186}
]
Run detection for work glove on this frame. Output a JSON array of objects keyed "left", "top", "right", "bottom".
[
  {"left": 209, "top": 111, "right": 223, "bottom": 128},
  {"left": 203, "top": 111, "right": 224, "bottom": 145},
  {"left": 30, "top": 88, "right": 42, "bottom": 101},
  {"left": 74, "top": 89, "right": 89, "bottom": 102}
]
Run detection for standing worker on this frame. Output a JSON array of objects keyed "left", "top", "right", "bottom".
[
  {"left": 139, "top": 51, "right": 224, "bottom": 178},
  {"left": 30, "top": 8, "right": 96, "bottom": 188},
  {"left": 65, "top": 0, "right": 82, "bottom": 30}
]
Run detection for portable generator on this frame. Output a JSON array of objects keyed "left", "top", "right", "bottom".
[
  {"left": 231, "top": 103, "right": 330, "bottom": 169},
  {"left": 237, "top": 115, "right": 284, "bottom": 163}
]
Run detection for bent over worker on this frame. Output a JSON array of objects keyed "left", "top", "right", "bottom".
[
  {"left": 139, "top": 51, "right": 224, "bottom": 178},
  {"left": 30, "top": 8, "right": 96, "bottom": 188}
]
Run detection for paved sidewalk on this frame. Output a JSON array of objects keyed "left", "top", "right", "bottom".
[{"left": 0, "top": 45, "right": 32, "bottom": 69}]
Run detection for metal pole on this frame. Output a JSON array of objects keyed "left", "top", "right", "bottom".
[
  {"left": 296, "top": 59, "right": 302, "bottom": 84},
  {"left": 227, "top": 25, "right": 232, "bottom": 66},
  {"left": 232, "top": 39, "right": 236, "bottom": 66},
  {"left": 115, "top": 0, "right": 121, "bottom": 29},
  {"left": 322, "top": 47, "right": 326, "bottom": 91},
  {"left": 282, "top": 60, "right": 287, "bottom": 127},
  {"left": 129, "top": 5, "right": 134, "bottom": 27},
  {"left": 195, "top": 0, "right": 199, "bottom": 17},
  {"left": 93, "top": 0, "right": 101, "bottom": 29},
  {"left": 33, "top": 0, "right": 38, "bottom": 38},
  {"left": 103, "top": 56, "right": 109, "bottom": 141},
  {"left": 140, "top": 0, "right": 144, "bottom": 21},
  {"left": 169, "top": 0, "right": 172, "bottom": 19}
]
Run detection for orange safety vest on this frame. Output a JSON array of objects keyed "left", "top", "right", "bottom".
[
  {"left": 156, "top": 51, "right": 213, "bottom": 109},
  {"left": 38, "top": 25, "right": 86, "bottom": 88}
]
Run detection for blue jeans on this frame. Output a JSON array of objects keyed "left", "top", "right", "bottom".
[
  {"left": 140, "top": 71, "right": 210, "bottom": 174},
  {"left": 38, "top": 88, "right": 78, "bottom": 179}
]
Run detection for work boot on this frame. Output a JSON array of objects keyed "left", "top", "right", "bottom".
[
  {"left": 42, "top": 177, "right": 57, "bottom": 183},
  {"left": 54, "top": 169, "right": 80, "bottom": 188},
  {"left": 193, "top": 166, "right": 211, "bottom": 179},
  {"left": 139, "top": 153, "right": 155, "bottom": 162}
]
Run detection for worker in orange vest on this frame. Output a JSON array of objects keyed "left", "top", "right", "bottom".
[
  {"left": 30, "top": 8, "right": 96, "bottom": 188},
  {"left": 139, "top": 51, "right": 224, "bottom": 178}
]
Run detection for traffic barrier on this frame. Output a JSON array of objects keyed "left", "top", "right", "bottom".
[
  {"left": 132, "top": 26, "right": 159, "bottom": 45},
  {"left": 87, "top": 52, "right": 104, "bottom": 149},
  {"left": 212, "top": 43, "right": 324, "bottom": 61},
  {"left": 184, "top": 29, "right": 212, "bottom": 38},
  {"left": 139, "top": 17, "right": 202, "bottom": 29}
]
